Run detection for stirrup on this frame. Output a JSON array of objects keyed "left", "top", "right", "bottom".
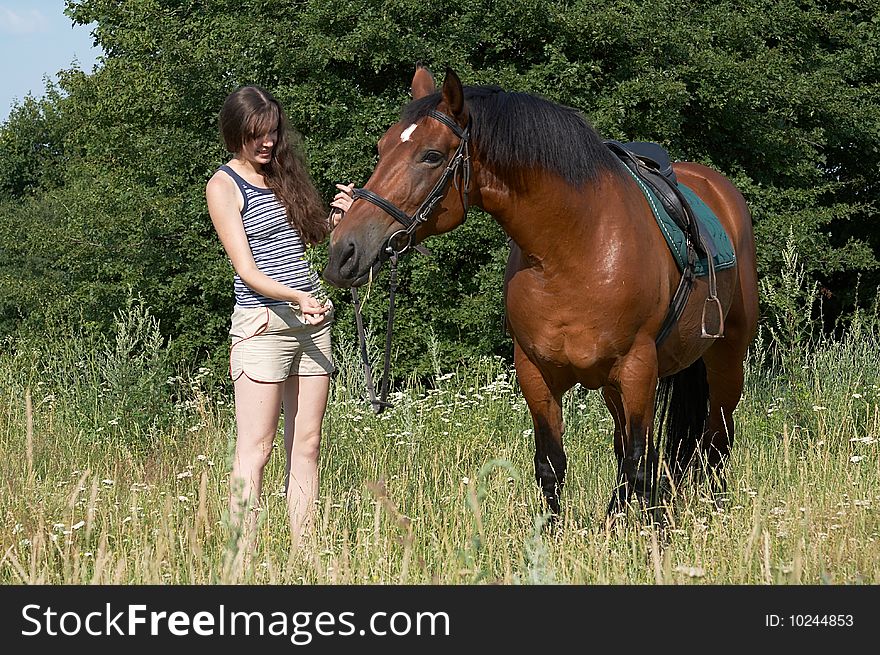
[{"left": 701, "top": 296, "right": 724, "bottom": 339}]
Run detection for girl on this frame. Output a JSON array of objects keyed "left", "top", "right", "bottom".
[{"left": 206, "top": 85, "right": 352, "bottom": 548}]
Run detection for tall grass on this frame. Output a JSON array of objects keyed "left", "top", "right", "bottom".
[{"left": 1, "top": 287, "right": 878, "bottom": 584}]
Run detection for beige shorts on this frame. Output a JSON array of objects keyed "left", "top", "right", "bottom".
[{"left": 229, "top": 302, "right": 335, "bottom": 382}]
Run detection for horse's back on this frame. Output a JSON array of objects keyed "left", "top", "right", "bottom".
[
  {"left": 671, "top": 162, "right": 759, "bottom": 359},
  {"left": 672, "top": 162, "right": 756, "bottom": 267}
]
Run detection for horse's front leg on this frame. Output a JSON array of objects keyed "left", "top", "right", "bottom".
[
  {"left": 608, "top": 340, "right": 660, "bottom": 516},
  {"left": 514, "top": 340, "right": 567, "bottom": 515},
  {"left": 601, "top": 386, "right": 628, "bottom": 515}
]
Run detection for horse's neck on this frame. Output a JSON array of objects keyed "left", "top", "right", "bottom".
[{"left": 477, "top": 171, "right": 621, "bottom": 257}]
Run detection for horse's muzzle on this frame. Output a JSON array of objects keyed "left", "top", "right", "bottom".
[{"left": 323, "top": 238, "right": 383, "bottom": 288}]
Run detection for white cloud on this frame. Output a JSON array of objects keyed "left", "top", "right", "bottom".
[{"left": 0, "top": 7, "right": 49, "bottom": 35}]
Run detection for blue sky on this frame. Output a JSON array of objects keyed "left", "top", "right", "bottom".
[{"left": 0, "top": 1, "right": 101, "bottom": 122}]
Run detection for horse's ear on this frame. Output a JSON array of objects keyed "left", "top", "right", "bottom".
[
  {"left": 441, "top": 68, "right": 465, "bottom": 118},
  {"left": 411, "top": 64, "right": 436, "bottom": 100}
]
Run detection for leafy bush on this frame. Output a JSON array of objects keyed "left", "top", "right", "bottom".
[{"left": 1, "top": 0, "right": 878, "bottom": 382}]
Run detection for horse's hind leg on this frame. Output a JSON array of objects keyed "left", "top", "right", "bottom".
[
  {"left": 701, "top": 330, "right": 750, "bottom": 500},
  {"left": 514, "top": 340, "right": 567, "bottom": 515}
]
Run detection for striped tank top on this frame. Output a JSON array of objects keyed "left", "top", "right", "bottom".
[{"left": 218, "top": 165, "right": 320, "bottom": 307}]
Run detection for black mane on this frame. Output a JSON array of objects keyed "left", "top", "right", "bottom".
[{"left": 401, "top": 85, "right": 621, "bottom": 190}]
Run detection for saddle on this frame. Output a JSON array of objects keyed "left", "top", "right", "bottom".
[
  {"left": 605, "top": 141, "right": 719, "bottom": 260},
  {"left": 605, "top": 140, "right": 724, "bottom": 342}
]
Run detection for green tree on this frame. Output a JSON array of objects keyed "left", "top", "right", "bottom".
[{"left": 0, "top": 0, "right": 877, "bottom": 381}]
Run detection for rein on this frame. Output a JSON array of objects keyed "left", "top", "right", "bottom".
[{"left": 350, "top": 110, "right": 472, "bottom": 414}]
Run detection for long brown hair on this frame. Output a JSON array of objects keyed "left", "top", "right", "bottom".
[{"left": 219, "top": 85, "right": 329, "bottom": 244}]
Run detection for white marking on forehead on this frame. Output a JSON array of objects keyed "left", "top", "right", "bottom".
[{"left": 400, "top": 123, "right": 418, "bottom": 142}]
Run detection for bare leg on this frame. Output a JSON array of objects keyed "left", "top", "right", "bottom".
[
  {"left": 283, "top": 374, "right": 330, "bottom": 545},
  {"left": 230, "top": 375, "right": 284, "bottom": 546}
]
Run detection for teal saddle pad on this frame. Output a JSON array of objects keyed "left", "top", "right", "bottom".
[{"left": 622, "top": 165, "right": 736, "bottom": 277}]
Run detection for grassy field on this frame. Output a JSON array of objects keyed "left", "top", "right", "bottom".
[{"left": 1, "top": 300, "right": 878, "bottom": 585}]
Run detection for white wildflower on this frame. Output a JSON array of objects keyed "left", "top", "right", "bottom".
[{"left": 674, "top": 565, "right": 706, "bottom": 578}]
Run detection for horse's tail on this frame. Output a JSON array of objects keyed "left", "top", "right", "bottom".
[{"left": 655, "top": 357, "right": 709, "bottom": 483}]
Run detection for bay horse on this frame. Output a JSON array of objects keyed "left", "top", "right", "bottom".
[{"left": 323, "top": 66, "right": 759, "bottom": 518}]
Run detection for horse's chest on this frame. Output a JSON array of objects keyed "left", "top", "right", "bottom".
[
  {"left": 506, "top": 276, "right": 610, "bottom": 375},
  {"left": 510, "top": 318, "right": 566, "bottom": 363}
]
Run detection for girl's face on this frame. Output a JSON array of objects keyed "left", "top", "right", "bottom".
[{"left": 240, "top": 129, "right": 278, "bottom": 168}]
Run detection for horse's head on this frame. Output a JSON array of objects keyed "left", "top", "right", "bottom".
[{"left": 323, "top": 66, "right": 472, "bottom": 288}]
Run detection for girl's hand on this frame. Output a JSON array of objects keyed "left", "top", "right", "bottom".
[
  {"left": 295, "top": 293, "right": 330, "bottom": 325},
  {"left": 330, "top": 182, "right": 355, "bottom": 227}
]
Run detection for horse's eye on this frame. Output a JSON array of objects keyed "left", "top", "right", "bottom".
[{"left": 422, "top": 150, "right": 445, "bottom": 165}]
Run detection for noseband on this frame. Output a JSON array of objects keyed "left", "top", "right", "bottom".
[
  {"left": 349, "top": 110, "right": 472, "bottom": 414},
  {"left": 352, "top": 110, "right": 472, "bottom": 257}
]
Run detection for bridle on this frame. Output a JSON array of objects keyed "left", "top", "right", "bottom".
[
  {"left": 349, "top": 109, "right": 472, "bottom": 413},
  {"left": 353, "top": 109, "right": 472, "bottom": 256}
]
